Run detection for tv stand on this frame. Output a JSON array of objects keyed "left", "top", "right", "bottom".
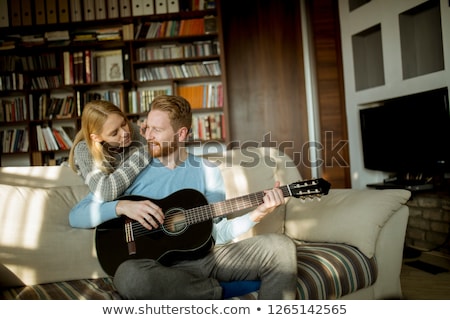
[
  {"left": 366, "top": 182, "right": 434, "bottom": 191},
  {"left": 367, "top": 173, "right": 436, "bottom": 191}
]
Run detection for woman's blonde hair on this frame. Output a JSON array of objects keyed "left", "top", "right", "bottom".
[{"left": 68, "top": 100, "right": 133, "bottom": 173}]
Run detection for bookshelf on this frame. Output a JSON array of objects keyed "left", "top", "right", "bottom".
[{"left": 0, "top": 0, "right": 227, "bottom": 166}]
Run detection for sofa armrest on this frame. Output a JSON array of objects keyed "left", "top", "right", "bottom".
[
  {"left": 284, "top": 189, "right": 411, "bottom": 258},
  {"left": 372, "top": 205, "right": 409, "bottom": 299}
]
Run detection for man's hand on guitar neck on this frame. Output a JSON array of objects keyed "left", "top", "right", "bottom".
[
  {"left": 116, "top": 199, "right": 165, "bottom": 230},
  {"left": 249, "top": 181, "right": 284, "bottom": 223}
]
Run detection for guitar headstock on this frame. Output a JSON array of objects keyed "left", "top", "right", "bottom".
[{"left": 287, "top": 178, "right": 331, "bottom": 199}]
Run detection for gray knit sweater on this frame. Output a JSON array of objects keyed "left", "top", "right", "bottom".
[{"left": 74, "top": 123, "right": 150, "bottom": 201}]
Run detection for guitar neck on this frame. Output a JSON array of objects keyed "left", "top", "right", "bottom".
[{"left": 184, "top": 185, "right": 291, "bottom": 226}]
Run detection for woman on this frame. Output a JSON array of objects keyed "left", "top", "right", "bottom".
[{"left": 68, "top": 100, "right": 150, "bottom": 201}]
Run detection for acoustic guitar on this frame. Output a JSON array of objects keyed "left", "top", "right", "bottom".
[{"left": 95, "top": 178, "right": 331, "bottom": 276}]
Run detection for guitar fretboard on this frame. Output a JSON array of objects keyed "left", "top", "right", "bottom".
[{"left": 185, "top": 185, "right": 291, "bottom": 226}]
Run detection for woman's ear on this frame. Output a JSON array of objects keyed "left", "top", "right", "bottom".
[{"left": 90, "top": 133, "right": 102, "bottom": 143}]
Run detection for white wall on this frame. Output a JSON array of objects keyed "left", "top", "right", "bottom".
[{"left": 338, "top": 0, "right": 450, "bottom": 189}]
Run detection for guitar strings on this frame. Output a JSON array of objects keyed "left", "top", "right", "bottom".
[
  {"left": 127, "top": 184, "right": 322, "bottom": 239},
  {"left": 128, "top": 192, "right": 267, "bottom": 238}
]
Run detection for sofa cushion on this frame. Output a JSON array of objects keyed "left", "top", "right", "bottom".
[
  {"left": 284, "top": 189, "right": 411, "bottom": 258},
  {"left": 0, "top": 184, "right": 107, "bottom": 287},
  {"left": 0, "top": 278, "right": 120, "bottom": 300}
]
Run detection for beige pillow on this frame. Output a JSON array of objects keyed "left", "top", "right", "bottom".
[
  {"left": 0, "top": 184, "right": 107, "bottom": 287},
  {"left": 284, "top": 189, "right": 411, "bottom": 258}
]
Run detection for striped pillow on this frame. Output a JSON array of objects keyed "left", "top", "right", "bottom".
[
  {"left": 295, "top": 242, "right": 377, "bottom": 299},
  {"left": 0, "top": 278, "right": 120, "bottom": 300}
]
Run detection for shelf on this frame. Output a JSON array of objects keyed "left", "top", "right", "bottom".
[
  {"left": 399, "top": 0, "right": 444, "bottom": 80},
  {"left": 351, "top": 24, "right": 384, "bottom": 91},
  {"left": 348, "top": 0, "right": 371, "bottom": 12}
]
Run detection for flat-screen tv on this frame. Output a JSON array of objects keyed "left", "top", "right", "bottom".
[{"left": 359, "top": 87, "right": 450, "bottom": 178}]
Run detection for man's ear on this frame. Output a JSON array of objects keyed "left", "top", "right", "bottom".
[
  {"left": 177, "top": 127, "right": 189, "bottom": 141},
  {"left": 90, "top": 133, "right": 102, "bottom": 143}
]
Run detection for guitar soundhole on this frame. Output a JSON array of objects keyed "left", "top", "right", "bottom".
[{"left": 162, "top": 208, "right": 187, "bottom": 235}]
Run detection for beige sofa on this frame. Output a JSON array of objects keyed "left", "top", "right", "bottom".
[{"left": 0, "top": 147, "right": 411, "bottom": 299}]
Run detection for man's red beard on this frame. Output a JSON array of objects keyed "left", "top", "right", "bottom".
[{"left": 147, "top": 141, "right": 178, "bottom": 158}]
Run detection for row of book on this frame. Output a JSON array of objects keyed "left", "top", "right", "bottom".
[
  {"left": 191, "top": 113, "right": 225, "bottom": 141},
  {"left": 1, "top": 53, "right": 58, "bottom": 72},
  {"left": 1, "top": 0, "right": 216, "bottom": 28},
  {"left": 0, "top": 73, "right": 24, "bottom": 91},
  {"left": 0, "top": 56, "right": 16, "bottom": 72},
  {"left": 72, "top": 27, "right": 122, "bottom": 42},
  {"left": 136, "top": 60, "right": 220, "bottom": 81},
  {"left": 30, "top": 95, "right": 75, "bottom": 121},
  {"left": 63, "top": 49, "right": 125, "bottom": 85},
  {"left": 20, "top": 53, "right": 59, "bottom": 72},
  {"left": 135, "top": 17, "right": 215, "bottom": 39},
  {"left": 0, "top": 98, "right": 28, "bottom": 122},
  {"left": 128, "top": 88, "right": 172, "bottom": 114},
  {"left": 36, "top": 125, "right": 74, "bottom": 151},
  {"left": 0, "top": 128, "right": 29, "bottom": 153},
  {"left": 136, "top": 40, "right": 219, "bottom": 62},
  {"left": 178, "top": 83, "right": 223, "bottom": 109},
  {"left": 30, "top": 75, "right": 63, "bottom": 90}
]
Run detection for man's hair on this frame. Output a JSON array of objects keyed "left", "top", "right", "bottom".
[{"left": 150, "top": 95, "right": 192, "bottom": 130}]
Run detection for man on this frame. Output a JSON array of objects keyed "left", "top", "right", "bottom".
[{"left": 69, "top": 95, "right": 297, "bottom": 299}]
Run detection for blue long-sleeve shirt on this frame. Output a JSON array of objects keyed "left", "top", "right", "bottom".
[{"left": 69, "top": 154, "right": 257, "bottom": 244}]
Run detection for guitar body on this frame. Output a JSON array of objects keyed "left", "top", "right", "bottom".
[{"left": 95, "top": 189, "right": 215, "bottom": 276}]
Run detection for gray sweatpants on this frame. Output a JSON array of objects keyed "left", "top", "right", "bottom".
[{"left": 113, "top": 233, "right": 297, "bottom": 299}]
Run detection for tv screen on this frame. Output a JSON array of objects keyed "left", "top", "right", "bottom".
[{"left": 359, "top": 88, "right": 450, "bottom": 176}]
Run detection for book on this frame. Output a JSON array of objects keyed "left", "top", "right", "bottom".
[
  {"left": 122, "top": 23, "right": 134, "bottom": 41},
  {"left": 0, "top": 0, "right": 9, "bottom": 27},
  {"left": 119, "top": 0, "right": 132, "bottom": 17},
  {"left": 143, "top": 0, "right": 155, "bottom": 15},
  {"left": 93, "top": 49, "right": 123, "bottom": 82},
  {"left": 131, "top": 0, "right": 144, "bottom": 16},
  {"left": 63, "top": 51, "right": 73, "bottom": 85},
  {"left": 35, "top": 125, "right": 46, "bottom": 151},
  {"left": 95, "top": 0, "right": 107, "bottom": 20},
  {"left": 53, "top": 126, "right": 75, "bottom": 149},
  {"left": 44, "top": 30, "right": 70, "bottom": 42},
  {"left": 10, "top": 0, "right": 21, "bottom": 26},
  {"left": 41, "top": 126, "right": 59, "bottom": 150},
  {"left": 155, "top": 0, "right": 166, "bottom": 14},
  {"left": 105, "top": 53, "right": 124, "bottom": 81},
  {"left": 70, "top": 0, "right": 83, "bottom": 22},
  {"left": 83, "top": 0, "right": 96, "bottom": 21},
  {"left": 52, "top": 128, "right": 70, "bottom": 150},
  {"left": 85, "top": 50, "right": 92, "bottom": 83},
  {"left": 21, "top": 0, "right": 33, "bottom": 26},
  {"left": 108, "top": 0, "right": 120, "bottom": 18},
  {"left": 167, "top": 0, "right": 179, "bottom": 13},
  {"left": 46, "top": 0, "right": 58, "bottom": 24},
  {"left": 58, "top": 0, "right": 70, "bottom": 23}
]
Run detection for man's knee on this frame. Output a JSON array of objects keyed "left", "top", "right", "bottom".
[
  {"left": 113, "top": 259, "right": 158, "bottom": 299},
  {"left": 261, "top": 233, "right": 295, "bottom": 251}
]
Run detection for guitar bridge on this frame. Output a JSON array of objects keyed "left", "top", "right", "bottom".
[{"left": 125, "top": 220, "right": 136, "bottom": 255}]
